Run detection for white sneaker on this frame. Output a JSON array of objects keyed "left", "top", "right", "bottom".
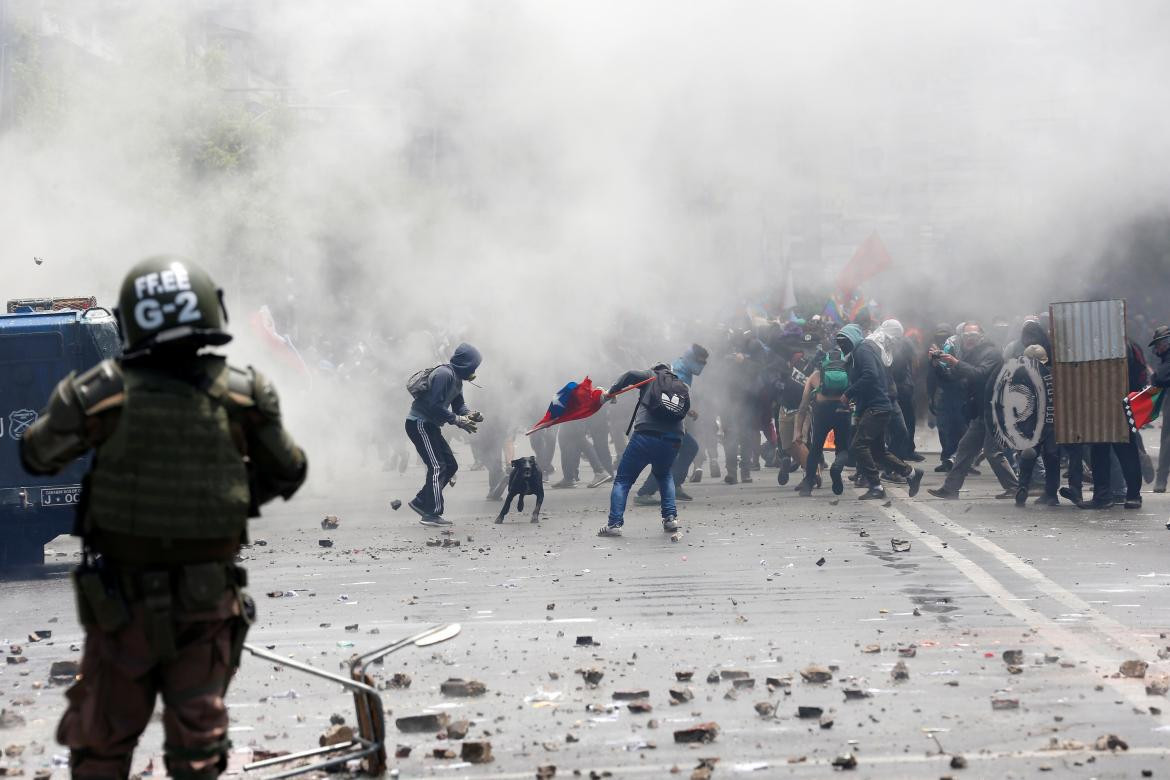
[{"left": 662, "top": 516, "right": 679, "bottom": 532}]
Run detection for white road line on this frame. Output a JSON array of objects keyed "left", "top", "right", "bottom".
[
  {"left": 896, "top": 490, "right": 1168, "bottom": 662},
  {"left": 871, "top": 499, "right": 1169, "bottom": 727}
]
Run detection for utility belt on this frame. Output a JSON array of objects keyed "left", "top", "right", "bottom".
[{"left": 73, "top": 560, "right": 253, "bottom": 665}]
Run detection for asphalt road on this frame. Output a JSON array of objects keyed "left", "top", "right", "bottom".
[{"left": 2, "top": 433, "right": 1170, "bottom": 779}]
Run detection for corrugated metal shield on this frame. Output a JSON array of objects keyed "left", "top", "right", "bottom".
[{"left": 1050, "top": 300, "right": 1129, "bottom": 444}]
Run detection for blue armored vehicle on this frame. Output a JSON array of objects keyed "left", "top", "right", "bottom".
[{"left": 1, "top": 298, "right": 121, "bottom": 565}]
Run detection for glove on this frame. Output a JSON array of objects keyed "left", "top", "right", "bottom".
[
  {"left": 454, "top": 415, "right": 478, "bottom": 433},
  {"left": 600, "top": 391, "right": 616, "bottom": 404},
  {"left": 468, "top": 410, "right": 485, "bottom": 423}
]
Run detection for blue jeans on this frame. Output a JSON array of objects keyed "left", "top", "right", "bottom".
[
  {"left": 636, "top": 432, "right": 699, "bottom": 496},
  {"left": 608, "top": 432, "right": 681, "bottom": 526}
]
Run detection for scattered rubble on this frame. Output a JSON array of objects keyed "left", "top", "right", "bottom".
[
  {"left": 445, "top": 719, "right": 470, "bottom": 739},
  {"left": 673, "top": 723, "right": 719, "bottom": 744},
  {"left": 831, "top": 753, "right": 857, "bottom": 770},
  {"left": 321, "top": 515, "right": 340, "bottom": 529},
  {"left": 891, "top": 661, "right": 909, "bottom": 681},
  {"left": 1120, "top": 660, "right": 1148, "bottom": 679},
  {"left": 1095, "top": 734, "right": 1128, "bottom": 752},
  {"left": 395, "top": 713, "right": 449, "bottom": 733},
  {"left": 991, "top": 698, "right": 1019, "bottom": 711},
  {"left": 49, "top": 660, "right": 80, "bottom": 685},
  {"left": 891, "top": 539, "right": 911, "bottom": 553},
  {"left": 461, "top": 741, "right": 493, "bottom": 763},
  {"left": 800, "top": 665, "right": 833, "bottom": 684},
  {"left": 1002, "top": 650, "right": 1024, "bottom": 665},
  {"left": 440, "top": 678, "right": 487, "bottom": 697},
  {"left": 319, "top": 724, "right": 353, "bottom": 746}
]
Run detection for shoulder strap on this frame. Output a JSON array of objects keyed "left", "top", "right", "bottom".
[{"left": 73, "top": 359, "right": 125, "bottom": 416}]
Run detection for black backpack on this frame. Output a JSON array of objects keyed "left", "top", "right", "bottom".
[{"left": 627, "top": 369, "right": 691, "bottom": 433}]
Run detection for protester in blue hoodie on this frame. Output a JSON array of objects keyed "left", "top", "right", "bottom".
[
  {"left": 405, "top": 342, "right": 483, "bottom": 526},
  {"left": 836, "top": 324, "right": 924, "bottom": 500},
  {"left": 633, "top": 344, "right": 709, "bottom": 503}
]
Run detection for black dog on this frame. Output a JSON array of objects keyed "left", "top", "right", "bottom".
[{"left": 495, "top": 456, "right": 544, "bottom": 524}]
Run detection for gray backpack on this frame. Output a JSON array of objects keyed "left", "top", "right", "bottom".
[{"left": 406, "top": 366, "right": 441, "bottom": 398}]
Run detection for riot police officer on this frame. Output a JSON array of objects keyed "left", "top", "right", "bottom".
[{"left": 21, "top": 257, "right": 307, "bottom": 780}]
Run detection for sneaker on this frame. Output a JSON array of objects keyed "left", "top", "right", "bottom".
[
  {"left": 551, "top": 478, "right": 578, "bottom": 489},
  {"left": 597, "top": 524, "right": 623, "bottom": 537},
  {"left": 408, "top": 499, "right": 429, "bottom": 517},
  {"left": 1079, "top": 497, "right": 1115, "bottom": 510},
  {"left": 634, "top": 495, "right": 659, "bottom": 506},
  {"left": 797, "top": 481, "right": 813, "bottom": 497},
  {"left": 723, "top": 474, "right": 738, "bottom": 485},
  {"left": 419, "top": 515, "right": 452, "bottom": 527},
  {"left": 690, "top": 468, "right": 703, "bottom": 484},
  {"left": 994, "top": 489, "right": 1015, "bottom": 499},
  {"left": 740, "top": 473, "right": 753, "bottom": 484},
  {"left": 662, "top": 516, "right": 679, "bottom": 532},
  {"left": 1014, "top": 486, "right": 1028, "bottom": 506},
  {"left": 776, "top": 467, "right": 790, "bottom": 486},
  {"left": 1059, "top": 486, "right": 1083, "bottom": 505},
  {"left": 927, "top": 487, "right": 958, "bottom": 499},
  {"left": 1124, "top": 497, "right": 1143, "bottom": 510},
  {"left": 830, "top": 464, "right": 844, "bottom": 496},
  {"left": 905, "top": 452, "right": 926, "bottom": 463},
  {"left": 1034, "top": 494, "right": 1060, "bottom": 506},
  {"left": 907, "top": 468, "right": 924, "bottom": 498},
  {"left": 710, "top": 464, "right": 721, "bottom": 479},
  {"left": 587, "top": 473, "right": 614, "bottom": 488},
  {"left": 882, "top": 471, "right": 907, "bottom": 484},
  {"left": 934, "top": 459, "right": 954, "bottom": 473},
  {"left": 859, "top": 486, "right": 887, "bottom": 500},
  {"left": 675, "top": 489, "right": 694, "bottom": 502}
]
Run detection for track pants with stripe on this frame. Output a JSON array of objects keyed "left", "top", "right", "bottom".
[{"left": 406, "top": 419, "right": 458, "bottom": 516}]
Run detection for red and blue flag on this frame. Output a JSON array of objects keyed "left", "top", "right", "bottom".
[{"left": 527, "top": 377, "right": 605, "bottom": 434}]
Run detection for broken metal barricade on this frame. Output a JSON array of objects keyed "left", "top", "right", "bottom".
[{"left": 241, "top": 623, "right": 462, "bottom": 779}]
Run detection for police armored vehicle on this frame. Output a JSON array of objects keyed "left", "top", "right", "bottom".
[{"left": 0, "top": 297, "right": 120, "bottom": 565}]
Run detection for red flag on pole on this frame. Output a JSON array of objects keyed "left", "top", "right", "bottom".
[{"left": 836, "top": 232, "right": 892, "bottom": 299}]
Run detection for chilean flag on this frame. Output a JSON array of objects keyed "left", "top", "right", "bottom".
[{"left": 527, "top": 377, "right": 605, "bottom": 434}]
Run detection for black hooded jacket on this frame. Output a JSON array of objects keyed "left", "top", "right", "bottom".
[{"left": 952, "top": 339, "right": 1002, "bottom": 421}]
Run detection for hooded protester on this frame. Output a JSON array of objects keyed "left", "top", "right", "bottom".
[
  {"left": 405, "top": 342, "right": 483, "bottom": 526},
  {"left": 836, "top": 324, "right": 924, "bottom": 500},
  {"left": 1152, "top": 325, "right": 1170, "bottom": 493},
  {"left": 868, "top": 319, "right": 915, "bottom": 465},
  {"left": 793, "top": 335, "right": 853, "bottom": 497},
  {"left": 1014, "top": 345, "right": 1061, "bottom": 507},
  {"left": 634, "top": 344, "right": 710, "bottom": 503},
  {"left": 927, "top": 323, "right": 1019, "bottom": 499},
  {"left": 597, "top": 361, "right": 691, "bottom": 537}
]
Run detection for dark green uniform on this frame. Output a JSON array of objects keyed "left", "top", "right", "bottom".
[{"left": 20, "top": 257, "right": 306, "bottom": 780}]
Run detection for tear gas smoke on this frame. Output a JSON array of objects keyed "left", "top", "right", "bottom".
[{"left": 3, "top": 1, "right": 1169, "bottom": 469}]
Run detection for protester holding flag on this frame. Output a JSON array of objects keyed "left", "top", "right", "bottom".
[
  {"left": 633, "top": 344, "right": 709, "bottom": 503},
  {"left": 597, "top": 364, "right": 691, "bottom": 537}
]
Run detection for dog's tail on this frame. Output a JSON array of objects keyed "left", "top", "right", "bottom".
[{"left": 518, "top": 494, "right": 525, "bottom": 512}]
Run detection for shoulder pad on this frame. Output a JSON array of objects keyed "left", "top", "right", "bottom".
[
  {"left": 72, "top": 359, "right": 124, "bottom": 415},
  {"left": 226, "top": 365, "right": 257, "bottom": 408}
]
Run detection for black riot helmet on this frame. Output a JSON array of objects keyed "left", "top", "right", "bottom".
[{"left": 114, "top": 256, "right": 231, "bottom": 354}]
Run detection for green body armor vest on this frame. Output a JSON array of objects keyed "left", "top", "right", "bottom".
[{"left": 85, "top": 361, "right": 250, "bottom": 541}]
